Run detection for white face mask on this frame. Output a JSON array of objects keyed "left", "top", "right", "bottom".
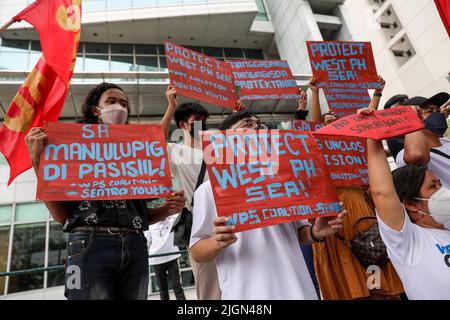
[
  {"left": 415, "top": 187, "right": 450, "bottom": 229},
  {"left": 97, "top": 104, "right": 128, "bottom": 125}
]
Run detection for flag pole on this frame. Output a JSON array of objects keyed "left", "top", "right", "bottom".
[{"left": 0, "top": 20, "right": 15, "bottom": 34}]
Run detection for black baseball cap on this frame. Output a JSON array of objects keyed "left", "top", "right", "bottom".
[{"left": 403, "top": 92, "right": 449, "bottom": 108}]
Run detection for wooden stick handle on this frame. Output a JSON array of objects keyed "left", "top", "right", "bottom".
[{"left": 0, "top": 20, "right": 16, "bottom": 33}]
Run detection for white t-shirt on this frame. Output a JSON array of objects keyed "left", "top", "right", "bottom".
[
  {"left": 377, "top": 210, "right": 450, "bottom": 300},
  {"left": 189, "top": 180, "right": 318, "bottom": 300},
  {"left": 145, "top": 215, "right": 180, "bottom": 265},
  {"left": 167, "top": 143, "right": 209, "bottom": 211},
  {"left": 396, "top": 137, "right": 450, "bottom": 188}
]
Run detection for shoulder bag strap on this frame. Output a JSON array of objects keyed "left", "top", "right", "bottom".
[
  {"left": 190, "top": 160, "right": 207, "bottom": 208},
  {"left": 431, "top": 148, "right": 450, "bottom": 161}
]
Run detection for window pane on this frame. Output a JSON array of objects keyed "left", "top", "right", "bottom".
[
  {"left": 159, "top": 56, "right": 167, "bottom": 70},
  {"left": 179, "top": 252, "right": 191, "bottom": 269},
  {"left": 244, "top": 49, "right": 264, "bottom": 59},
  {"left": 110, "top": 56, "right": 134, "bottom": 71},
  {"left": 0, "top": 205, "right": 12, "bottom": 224},
  {"left": 133, "top": 0, "right": 158, "bottom": 8},
  {"left": 30, "top": 41, "right": 41, "bottom": 52},
  {"left": 203, "top": 47, "right": 223, "bottom": 58},
  {"left": 0, "top": 52, "right": 28, "bottom": 70},
  {"left": 84, "top": 0, "right": 107, "bottom": 12},
  {"left": 0, "top": 39, "right": 29, "bottom": 52},
  {"left": 181, "top": 270, "right": 194, "bottom": 288},
  {"left": 47, "top": 222, "right": 68, "bottom": 288},
  {"left": 224, "top": 48, "right": 244, "bottom": 58},
  {"left": 0, "top": 226, "right": 10, "bottom": 294},
  {"left": 0, "top": 153, "right": 7, "bottom": 165},
  {"left": 85, "top": 55, "right": 110, "bottom": 71},
  {"left": 8, "top": 223, "right": 46, "bottom": 294},
  {"left": 15, "top": 203, "right": 48, "bottom": 222},
  {"left": 107, "top": 0, "right": 132, "bottom": 9},
  {"left": 186, "top": 46, "right": 202, "bottom": 54},
  {"left": 111, "top": 43, "right": 133, "bottom": 54},
  {"left": 135, "top": 44, "right": 157, "bottom": 55},
  {"left": 136, "top": 56, "right": 158, "bottom": 71},
  {"left": 85, "top": 42, "right": 109, "bottom": 54}
]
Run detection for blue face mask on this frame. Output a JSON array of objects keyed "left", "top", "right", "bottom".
[{"left": 425, "top": 112, "right": 448, "bottom": 137}]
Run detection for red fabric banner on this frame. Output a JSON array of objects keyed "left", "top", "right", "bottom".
[
  {"left": 13, "top": 0, "right": 81, "bottom": 83},
  {"left": 201, "top": 129, "right": 341, "bottom": 233},
  {"left": 229, "top": 60, "right": 300, "bottom": 101},
  {"left": 313, "top": 106, "right": 424, "bottom": 140},
  {"left": 435, "top": 0, "right": 450, "bottom": 37},
  {"left": 314, "top": 136, "right": 368, "bottom": 187},
  {"left": 165, "top": 41, "right": 237, "bottom": 109},
  {"left": 0, "top": 0, "right": 81, "bottom": 185},
  {"left": 37, "top": 123, "right": 173, "bottom": 201},
  {"left": 306, "top": 41, "right": 379, "bottom": 89}
]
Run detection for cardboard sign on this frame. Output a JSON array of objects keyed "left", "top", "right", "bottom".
[
  {"left": 314, "top": 136, "right": 368, "bottom": 186},
  {"left": 37, "top": 123, "right": 173, "bottom": 201},
  {"left": 324, "top": 87, "right": 371, "bottom": 118},
  {"left": 291, "top": 119, "right": 324, "bottom": 132},
  {"left": 201, "top": 129, "right": 341, "bottom": 233},
  {"left": 313, "top": 106, "right": 424, "bottom": 140},
  {"left": 307, "top": 41, "right": 379, "bottom": 89},
  {"left": 291, "top": 122, "right": 368, "bottom": 186},
  {"left": 229, "top": 60, "right": 300, "bottom": 101},
  {"left": 165, "top": 41, "right": 237, "bottom": 109}
]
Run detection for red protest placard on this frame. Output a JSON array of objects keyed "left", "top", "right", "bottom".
[
  {"left": 228, "top": 60, "right": 300, "bottom": 101},
  {"left": 324, "top": 87, "right": 371, "bottom": 118},
  {"left": 37, "top": 122, "right": 173, "bottom": 201},
  {"left": 313, "top": 106, "right": 424, "bottom": 140},
  {"left": 314, "top": 136, "right": 368, "bottom": 187},
  {"left": 201, "top": 129, "right": 341, "bottom": 233},
  {"left": 165, "top": 41, "right": 237, "bottom": 109},
  {"left": 306, "top": 41, "right": 379, "bottom": 89},
  {"left": 291, "top": 119, "right": 324, "bottom": 132}
]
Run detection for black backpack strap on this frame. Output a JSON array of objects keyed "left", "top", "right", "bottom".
[
  {"left": 431, "top": 148, "right": 450, "bottom": 161},
  {"left": 190, "top": 161, "right": 207, "bottom": 208}
]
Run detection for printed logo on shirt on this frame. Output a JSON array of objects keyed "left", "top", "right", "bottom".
[{"left": 435, "top": 243, "right": 450, "bottom": 268}]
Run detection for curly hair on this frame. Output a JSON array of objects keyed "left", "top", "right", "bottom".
[{"left": 80, "top": 83, "right": 127, "bottom": 124}]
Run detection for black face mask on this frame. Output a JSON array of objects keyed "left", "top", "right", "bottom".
[
  {"left": 189, "top": 121, "right": 208, "bottom": 140},
  {"left": 425, "top": 112, "right": 448, "bottom": 137}
]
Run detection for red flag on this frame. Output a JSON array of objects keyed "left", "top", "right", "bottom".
[
  {"left": 435, "top": 0, "right": 450, "bottom": 37},
  {"left": 0, "top": 0, "right": 81, "bottom": 185}
]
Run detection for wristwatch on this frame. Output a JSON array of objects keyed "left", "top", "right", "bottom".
[
  {"left": 310, "top": 222, "right": 324, "bottom": 243},
  {"left": 373, "top": 91, "right": 382, "bottom": 97}
]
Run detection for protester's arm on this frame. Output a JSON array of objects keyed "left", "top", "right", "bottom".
[
  {"left": 367, "top": 76, "right": 385, "bottom": 111},
  {"left": 402, "top": 129, "right": 431, "bottom": 165},
  {"left": 190, "top": 216, "right": 237, "bottom": 263},
  {"left": 368, "top": 138, "right": 405, "bottom": 231},
  {"left": 308, "top": 78, "right": 322, "bottom": 122},
  {"left": 294, "top": 89, "right": 309, "bottom": 120},
  {"left": 25, "top": 128, "right": 72, "bottom": 223},
  {"left": 160, "top": 85, "right": 178, "bottom": 138},
  {"left": 147, "top": 191, "right": 185, "bottom": 225},
  {"left": 298, "top": 207, "right": 347, "bottom": 244}
]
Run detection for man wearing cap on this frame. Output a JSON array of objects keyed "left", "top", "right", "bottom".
[
  {"left": 384, "top": 94, "right": 410, "bottom": 160},
  {"left": 396, "top": 92, "right": 450, "bottom": 188}
]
